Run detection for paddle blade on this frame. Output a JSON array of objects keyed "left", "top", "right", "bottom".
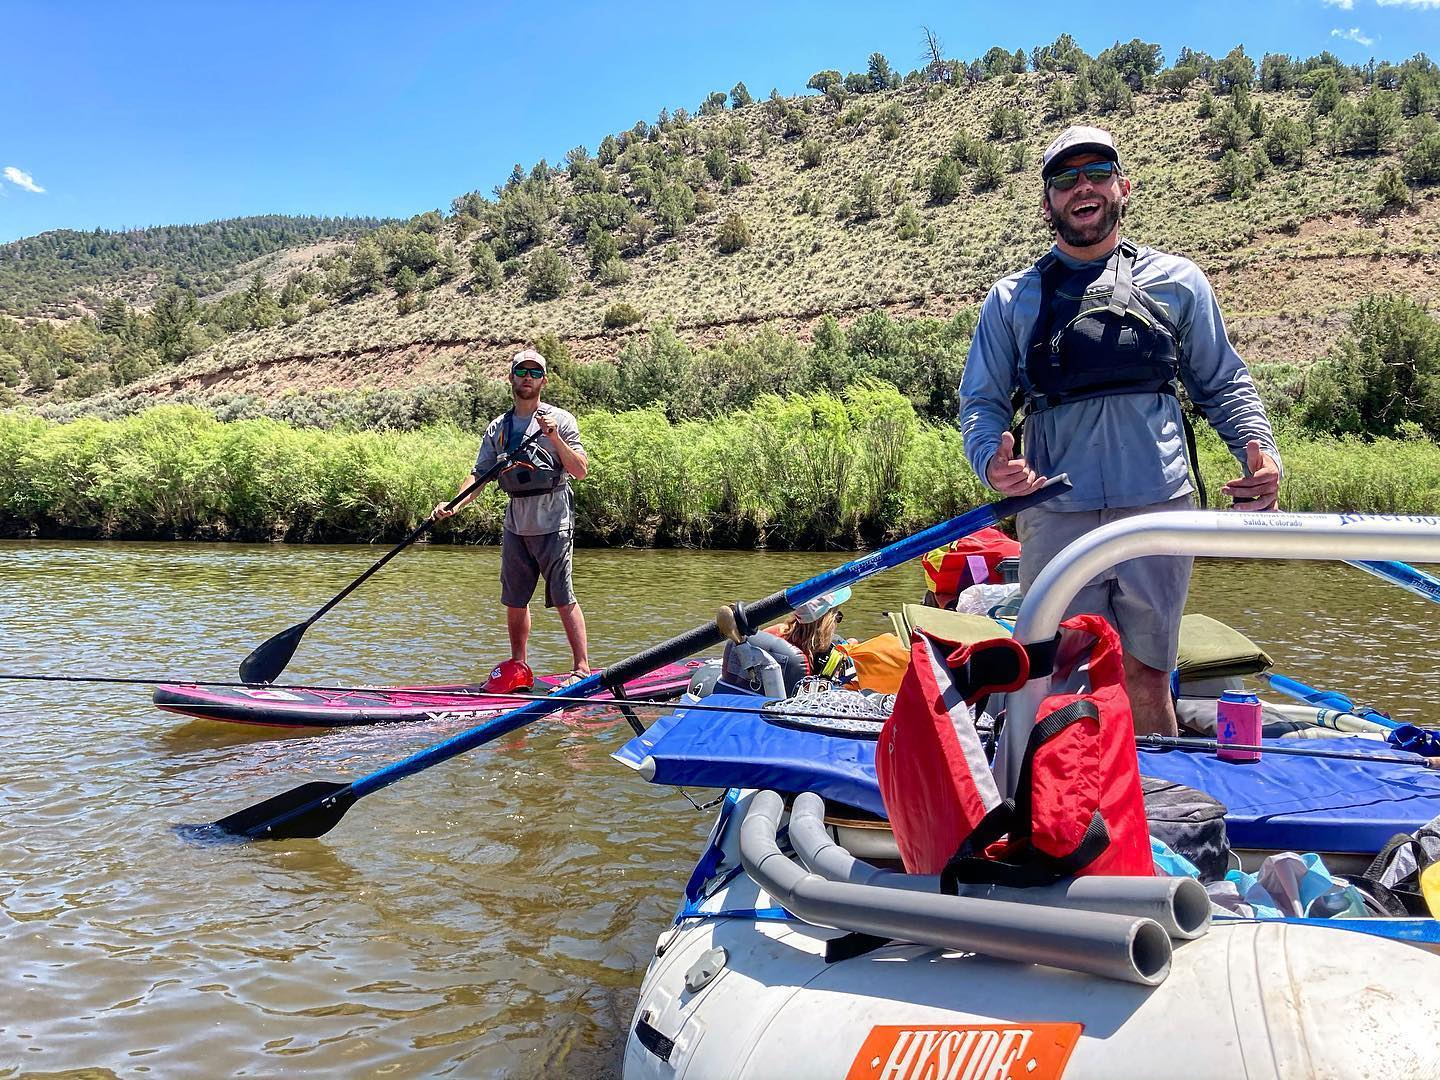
[
  {"left": 238, "top": 622, "right": 309, "bottom": 684},
  {"left": 211, "top": 780, "right": 356, "bottom": 840}
]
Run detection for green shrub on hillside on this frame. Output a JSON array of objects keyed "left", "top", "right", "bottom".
[
  {"left": 929, "top": 158, "right": 963, "bottom": 203},
  {"left": 524, "top": 247, "right": 571, "bottom": 301},
  {"left": 603, "top": 302, "right": 645, "bottom": 329},
  {"left": 1406, "top": 132, "right": 1440, "bottom": 182},
  {"left": 1299, "top": 294, "right": 1440, "bottom": 437},
  {"left": 716, "top": 215, "right": 752, "bottom": 253}
]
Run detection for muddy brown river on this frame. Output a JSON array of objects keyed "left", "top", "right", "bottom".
[{"left": 3, "top": 539, "right": 1439, "bottom": 1077}]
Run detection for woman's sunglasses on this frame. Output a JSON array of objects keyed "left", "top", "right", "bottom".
[
  {"left": 1047, "top": 160, "right": 1118, "bottom": 191},
  {"left": 512, "top": 366, "right": 545, "bottom": 379}
]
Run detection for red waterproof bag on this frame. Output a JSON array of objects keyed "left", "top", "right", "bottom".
[
  {"left": 920, "top": 527, "right": 1020, "bottom": 609},
  {"left": 878, "top": 614, "right": 1153, "bottom": 883}
]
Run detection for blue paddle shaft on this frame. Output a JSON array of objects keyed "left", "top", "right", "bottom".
[
  {"left": 277, "top": 476, "right": 1073, "bottom": 821},
  {"left": 781, "top": 475, "right": 1071, "bottom": 612}
]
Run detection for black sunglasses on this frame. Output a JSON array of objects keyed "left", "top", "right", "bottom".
[
  {"left": 512, "top": 366, "right": 545, "bottom": 379},
  {"left": 1047, "top": 160, "right": 1118, "bottom": 191}
]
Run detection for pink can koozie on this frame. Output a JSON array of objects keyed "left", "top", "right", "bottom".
[{"left": 1216, "top": 690, "right": 1262, "bottom": 763}]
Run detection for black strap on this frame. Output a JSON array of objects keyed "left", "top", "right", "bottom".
[
  {"left": 1023, "top": 634, "right": 1062, "bottom": 679},
  {"left": 1108, "top": 242, "right": 1135, "bottom": 316},
  {"left": 1181, "top": 409, "right": 1208, "bottom": 509},
  {"left": 825, "top": 931, "right": 893, "bottom": 964}
]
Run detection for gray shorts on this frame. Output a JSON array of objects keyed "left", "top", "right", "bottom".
[
  {"left": 500, "top": 529, "right": 577, "bottom": 608},
  {"left": 1018, "top": 494, "right": 1194, "bottom": 671}
]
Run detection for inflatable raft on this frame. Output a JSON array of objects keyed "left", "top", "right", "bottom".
[
  {"left": 152, "top": 662, "right": 697, "bottom": 727},
  {"left": 617, "top": 511, "right": 1440, "bottom": 1079}
]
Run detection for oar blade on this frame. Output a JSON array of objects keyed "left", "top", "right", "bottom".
[
  {"left": 238, "top": 622, "right": 309, "bottom": 684},
  {"left": 212, "top": 780, "right": 355, "bottom": 839}
]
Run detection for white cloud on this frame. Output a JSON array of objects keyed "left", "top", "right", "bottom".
[
  {"left": 1377, "top": 0, "right": 1440, "bottom": 8},
  {"left": 1331, "top": 26, "right": 1377, "bottom": 45},
  {"left": 1323, "top": 0, "right": 1354, "bottom": 10},
  {"left": 3, "top": 166, "right": 44, "bottom": 193}
]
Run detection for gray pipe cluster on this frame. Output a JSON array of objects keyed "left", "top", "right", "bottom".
[
  {"left": 739, "top": 790, "right": 1181, "bottom": 987},
  {"left": 787, "top": 792, "right": 1210, "bottom": 941}
]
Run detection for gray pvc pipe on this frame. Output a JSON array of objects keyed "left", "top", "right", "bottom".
[
  {"left": 740, "top": 791, "right": 1171, "bottom": 987},
  {"left": 787, "top": 793, "right": 1210, "bottom": 941}
]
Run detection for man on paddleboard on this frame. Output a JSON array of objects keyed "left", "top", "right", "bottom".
[
  {"left": 958, "top": 125, "right": 1282, "bottom": 737},
  {"left": 434, "top": 348, "right": 591, "bottom": 685}
]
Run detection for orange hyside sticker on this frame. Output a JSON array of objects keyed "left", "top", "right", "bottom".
[{"left": 845, "top": 1023, "right": 1082, "bottom": 1080}]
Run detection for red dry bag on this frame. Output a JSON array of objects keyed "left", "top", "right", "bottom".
[{"left": 878, "top": 614, "right": 1153, "bottom": 884}]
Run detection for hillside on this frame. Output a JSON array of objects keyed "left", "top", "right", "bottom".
[
  {"left": 0, "top": 215, "right": 391, "bottom": 319},
  {"left": 5, "top": 45, "right": 1440, "bottom": 414}
]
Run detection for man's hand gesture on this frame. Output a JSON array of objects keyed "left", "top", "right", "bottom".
[
  {"left": 985, "top": 431, "right": 1047, "bottom": 497},
  {"left": 1222, "top": 440, "right": 1280, "bottom": 512}
]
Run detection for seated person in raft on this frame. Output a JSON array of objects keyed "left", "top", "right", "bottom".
[{"left": 764, "top": 588, "right": 858, "bottom": 685}]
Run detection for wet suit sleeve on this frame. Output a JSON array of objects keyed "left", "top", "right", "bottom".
[
  {"left": 959, "top": 283, "right": 1024, "bottom": 490},
  {"left": 1173, "top": 266, "right": 1284, "bottom": 477}
]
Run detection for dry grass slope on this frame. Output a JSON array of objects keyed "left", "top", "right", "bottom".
[{"left": 120, "top": 73, "right": 1440, "bottom": 403}]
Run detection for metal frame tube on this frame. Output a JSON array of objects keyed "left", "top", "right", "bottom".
[{"left": 997, "top": 511, "right": 1440, "bottom": 795}]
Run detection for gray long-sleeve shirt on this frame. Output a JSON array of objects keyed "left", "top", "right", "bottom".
[{"left": 958, "top": 243, "right": 1281, "bottom": 512}]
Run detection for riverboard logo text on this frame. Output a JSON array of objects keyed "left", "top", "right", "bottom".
[{"left": 846, "top": 1023, "right": 1081, "bottom": 1080}]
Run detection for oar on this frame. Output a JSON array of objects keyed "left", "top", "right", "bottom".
[
  {"left": 1349, "top": 559, "right": 1440, "bottom": 607},
  {"left": 237, "top": 430, "right": 543, "bottom": 685},
  {"left": 1138, "top": 734, "right": 1440, "bottom": 769},
  {"left": 1259, "top": 671, "right": 1400, "bottom": 730},
  {"left": 204, "top": 476, "right": 1072, "bottom": 841}
]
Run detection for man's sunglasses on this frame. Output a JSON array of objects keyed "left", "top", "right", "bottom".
[
  {"left": 1047, "top": 160, "right": 1118, "bottom": 191},
  {"left": 512, "top": 366, "right": 545, "bottom": 379}
]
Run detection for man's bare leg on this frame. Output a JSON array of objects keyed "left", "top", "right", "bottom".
[
  {"left": 556, "top": 601, "right": 590, "bottom": 674},
  {"left": 1123, "top": 651, "right": 1178, "bottom": 737},
  {"left": 506, "top": 604, "right": 531, "bottom": 664}
]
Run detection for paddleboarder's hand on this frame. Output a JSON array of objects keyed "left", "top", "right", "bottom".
[
  {"left": 985, "top": 431, "right": 1046, "bottom": 496},
  {"left": 536, "top": 407, "right": 558, "bottom": 441},
  {"left": 1223, "top": 440, "right": 1280, "bottom": 512},
  {"left": 431, "top": 502, "right": 456, "bottom": 521}
]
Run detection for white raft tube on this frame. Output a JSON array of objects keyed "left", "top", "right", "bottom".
[
  {"left": 785, "top": 791, "right": 1211, "bottom": 941},
  {"left": 998, "top": 511, "right": 1440, "bottom": 796},
  {"left": 739, "top": 790, "right": 1173, "bottom": 986}
]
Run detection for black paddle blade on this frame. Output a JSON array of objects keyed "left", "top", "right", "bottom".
[
  {"left": 211, "top": 780, "right": 356, "bottom": 840},
  {"left": 238, "top": 622, "right": 309, "bottom": 684}
]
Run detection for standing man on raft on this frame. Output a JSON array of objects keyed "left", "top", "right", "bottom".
[
  {"left": 958, "top": 125, "right": 1282, "bottom": 737},
  {"left": 434, "top": 348, "right": 591, "bottom": 687}
]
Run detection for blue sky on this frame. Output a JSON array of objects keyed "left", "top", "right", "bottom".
[{"left": 3, "top": 0, "right": 1438, "bottom": 243}]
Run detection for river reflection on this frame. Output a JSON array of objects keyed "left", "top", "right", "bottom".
[{"left": 1, "top": 539, "right": 1438, "bottom": 1076}]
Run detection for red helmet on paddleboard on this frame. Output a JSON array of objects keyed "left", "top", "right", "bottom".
[{"left": 484, "top": 659, "right": 534, "bottom": 693}]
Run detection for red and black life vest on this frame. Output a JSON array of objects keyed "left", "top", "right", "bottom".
[{"left": 876, "top": 613, "right": 1153, "bottom": 886}]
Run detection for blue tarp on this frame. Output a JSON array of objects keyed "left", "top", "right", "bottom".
[{"left": 616, "top": 695, "right": 1440, "bottom": 853}]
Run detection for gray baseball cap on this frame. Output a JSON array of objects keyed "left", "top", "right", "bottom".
[{"left": 1041, "top": 125, "right": 1122, "bottom": 179}]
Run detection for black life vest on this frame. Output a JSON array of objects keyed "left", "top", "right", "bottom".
[
  {"left": 495, "top": 409, "right": 565, "bottom": 498},
  {"left": 1019, "top": 240, "right": 1207, "bottom": 507},
  {"left": 1023, "top": 239, "right": 1181, "bottom": 412}
]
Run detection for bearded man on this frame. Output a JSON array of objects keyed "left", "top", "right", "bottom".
[{"left": 957, "top": 125, "right": 1282, "bottom": 737}]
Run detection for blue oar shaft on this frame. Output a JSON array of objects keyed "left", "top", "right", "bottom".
[
  {"left": 1349, "top": 559, "right": 1440, "bottom": 606},
  {"left": 1260, "top": 671, "right": 1399, "bottom": 730},
  {"left": 229, "top": 477, "right": 1072, "bottom": 835},
  {"left": 357, "top": 482, "right": 1067, "bottom": 799}
]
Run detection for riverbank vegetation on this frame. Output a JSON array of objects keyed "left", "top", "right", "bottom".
[{"left": 5, "top": 385, "right": 1438, "bottom": 549}]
